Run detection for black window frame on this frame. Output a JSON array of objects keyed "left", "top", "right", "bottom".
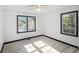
[
  {"left": 17, "top": 15, "right": 36, "bottom": 33},
  {"left": 60, "top": 11, "right": 78, "bottom": 37}
]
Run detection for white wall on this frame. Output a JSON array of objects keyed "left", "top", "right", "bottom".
[
  {"left": 0, "top": 8, "right": 4, "bottom": 51},
  {"left": 44, "top": 6, "right": 79, "bottom": 47},
  {"left": 4, "top": 9, "right": 43, "bottom": 42}
]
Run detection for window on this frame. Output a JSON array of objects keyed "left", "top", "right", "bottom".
[{"left": 17, "top": 15, "right": 36, "bottom": 33}]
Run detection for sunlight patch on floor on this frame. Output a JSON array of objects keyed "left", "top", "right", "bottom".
[
  {"left": 33, "top": 41, "right": 46, "bottom": 48},
  {"left": 24, "top": 44, "right": 36, "bottom": 52},
  {"left": 40, "top": 46, "right": 60, "bottom": 53},
  {"left": 24, "top": 40, "right": 60, "bottom": 53},
  {"left": 32, "top": 51, "right": 40, "bottom": 53}
]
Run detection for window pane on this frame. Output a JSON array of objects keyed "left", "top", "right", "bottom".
[
  {"left": 17, "top": 16, "right": 27, "bottom": 33},
  {"left": 28, "top": 17, "right": 36, "bottom": 31}
]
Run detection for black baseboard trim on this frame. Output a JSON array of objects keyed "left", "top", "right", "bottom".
[
  {"left": 0, "top": 43, "right": 5, "bottom": 53},
  {"left": 0, "top": 35, "right": 43, "bottom": 53},
  {"left": 43, "top": 35, "right": 78, "bottom": 49},
  {"left": 1, "top": 34, "right": 78, "bottom": 53},
  {"left": 4, "top": 35, "right": 43, "bottom": 44}
]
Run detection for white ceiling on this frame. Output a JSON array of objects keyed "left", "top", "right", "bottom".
[{"left": 2, "top": 5, "right": 71, "bottom": 15}]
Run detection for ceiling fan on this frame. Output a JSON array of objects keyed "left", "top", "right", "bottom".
[{"left": 28, "top": 5, "right": 48, "bottom": 12}]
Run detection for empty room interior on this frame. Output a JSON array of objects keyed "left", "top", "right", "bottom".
[{"left": 0, "top": 5, "right": 79, "bottom": 53}]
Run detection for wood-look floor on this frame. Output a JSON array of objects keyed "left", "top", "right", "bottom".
[{"left": 2, "top": 36, "right": 79, "bottom": 53}]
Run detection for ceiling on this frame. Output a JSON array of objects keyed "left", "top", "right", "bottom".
[{"left": 2, "top": 5, "right": 72, "bottom": 15}]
